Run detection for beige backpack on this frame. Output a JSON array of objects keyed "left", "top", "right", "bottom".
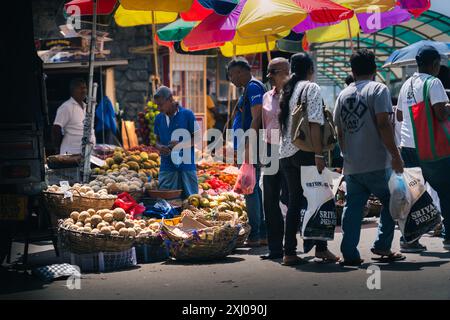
[{"left": 290, "top": 83, "right": 337, "bottom": 152}]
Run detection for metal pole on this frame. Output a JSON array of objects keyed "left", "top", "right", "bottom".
[
  {"left": 264, "top": 36, "right": 272, "bottom": 62},
  {"left": 81, "top": 0, "right": 97, "bottom": 183},
  {"left": 346, "top": 19, "right": 354, "bottom": 51}
]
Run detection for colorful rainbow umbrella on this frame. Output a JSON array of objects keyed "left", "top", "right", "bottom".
[
  {"left": 304, "top": 0, "right": 430, "bottom": 44},
  {"left": 183, "top": 0, "right": 308, "bottom": 52},
  {"left": 182, "top": 0, "right": 354, "bottom": 58},
  {"left": 157, "top": 19, "right": 197, "bottom": 42}
]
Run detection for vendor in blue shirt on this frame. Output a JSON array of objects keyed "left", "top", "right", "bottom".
[
  {"left": 227, "top": 57, "right": 267, "bottom": 247},
  {"left": 153, "top": 86, "right": 199, "bottom": 199}
]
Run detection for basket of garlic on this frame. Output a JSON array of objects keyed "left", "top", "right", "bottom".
[
  {"left": 59, "top": 207, "right": 138, "bottom": 254},
  {"left": 42, "top": 184, "right": 117, "bottom": 220}
]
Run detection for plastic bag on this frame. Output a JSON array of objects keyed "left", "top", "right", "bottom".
[
  {"left": 388, "top": 173, "right": 411, "bottom": 221},
  {"left": 395, "top": 168, "right": 441, "bottom": 243},
  {"left": 233, "top": 163, "right": 256, "bottom": 195},
  {"left": 143, "top": 199, "right": 180, "bottom": 219},
  {"left": 398, "top": 191, "right": 441, "bottom": 243},
  {"left": 389, "top": 168, "right": 426, "bottom": 221},
  {"left": 113, "top": 192, "right": 145, "bottom": 218},
  {"left": 300, "top": 167, "right": 342, "bottom": 241}
]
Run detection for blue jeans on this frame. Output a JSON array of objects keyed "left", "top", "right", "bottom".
[
  {"left": 341, "top": 168, "right": 395, "bottom": 261},
  {"left": 158, "top": 170, "right": 199, "bottom": 199},
  {"left": 245, "top": 166, "right": 267, "bottom": 241},
  {"left": 421, "top": 157, "right": 450, "bottom": 241}
]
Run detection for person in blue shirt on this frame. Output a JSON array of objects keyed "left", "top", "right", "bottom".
[
  {"left": 227, "top": 57, "right": 267, "bottom": 247},
  {"left": 153, "top": 86, "right": 199, "bottom": 199}
]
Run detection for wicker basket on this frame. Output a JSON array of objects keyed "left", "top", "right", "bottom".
[
  {"left": 146, "top": 189, "right": 183, "bottom": 200},
  {"left": 191, "top": 215, "right": 249, "bottom": 249},
  {"left": 107, "top": 187, "right": 144, "bottom": 201},
  {"left": 42, "top": 190, "right": 116, "bottom": 220},
  {"left": 134, "top": 234, "right": 164, "bottom": 246},
  {"left": 160, "top": 222, "right": 240, "bottom": 261},
  {"left": 58, "top": 224, "right": 135, "bottom": 254},
  {"left": 235, "top": 222, "right": 251, "bottom": 248}
]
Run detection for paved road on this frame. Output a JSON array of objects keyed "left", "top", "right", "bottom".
[{"left": 1, "top": 222, "right": 450, "bottom": 300}]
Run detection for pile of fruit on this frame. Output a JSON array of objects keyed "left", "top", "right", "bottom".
[
  {"left": 45, "top": 183, "right": 116, "bottom": 200},
  {"left": 197, "top": 162, "right": 229, "bottom": 171},
  {"left": 197, "top": 168, "right": 237, "bottom": 192},
  {"left": 183, "top": 192, "right": 247, "bottom": 222},
  {"left": 136, "top": 101, "right": 160, "bottom": 145},
  {"left": 128, "top": 144, "right": 160, "bottom": 155},
  {"left": 90, "top": 168, "right": 146, "bottom": 194},
  {"left": 61, "top": 207, "right": 161, "bottom": 237},
  {"left": 217, "top": 173, "right": 236, "bottom": 187},
  {"left": 92, "top": 147, "right": 160, "bottom": 180}
]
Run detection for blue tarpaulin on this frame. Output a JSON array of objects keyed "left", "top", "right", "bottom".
[{"left": 95, "top": 96, "right": 117, "bottom": 134}]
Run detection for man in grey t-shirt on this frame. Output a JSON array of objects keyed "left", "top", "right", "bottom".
[{"left": 334, "top": 49, "right": 405, "bottom": 266}]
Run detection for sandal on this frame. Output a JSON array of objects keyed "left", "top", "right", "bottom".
[
  {"left": 314, "top": 250, "right": 341, "bottom": 263},
  {"left": 282, "top": 255, "right": 308, "bottom": 266},
  {"left": 371, "top": 248, "right": 406, "bottom": 262},
  {"left": 339, "top": 258, "right": 364, "bottom": 266}
]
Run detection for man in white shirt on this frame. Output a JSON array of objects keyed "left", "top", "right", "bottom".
[
  {"left": 396, "top": 46, "right": 450, "bottom": 252},
  {"left": 52, "top": 78, "right": 95, "bottom": 155}
]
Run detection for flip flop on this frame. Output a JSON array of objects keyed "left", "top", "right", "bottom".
[
  {"left": 339, "top": 258, "right": 364, "bottom": 266},
  {"left": 282, "top": 256, "right": 308, "bottom": 266},
  {"left": 371, "top": 249, "right": 406, "bottom": 262},
  {"left": 313, "top": 257, "right": 341, "bottom": 264},
  {"left": 314, "top": 251, "right": 341, "bottom": 264}
]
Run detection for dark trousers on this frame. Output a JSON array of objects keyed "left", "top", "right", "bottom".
[
  {"left": 280, "top": 150, "right": 327, "bottom": 256},
  {"left": 401, "top": 147, "right": 421, "bottom": 168},
  {"left": 421, "top": 157, "right": 450, "bottom": 241},
  {"left": 262, "top": 144, "right": 288, "bottom": 255}
]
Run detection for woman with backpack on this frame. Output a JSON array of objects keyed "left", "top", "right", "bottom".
[{"left": 279, "top": 52, "right": 340, "bottom": 266}]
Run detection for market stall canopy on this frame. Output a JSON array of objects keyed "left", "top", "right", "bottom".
[
  {"left": 120, "top": 0, "right": 194, "bottom": 12},
  {"left": 383, "top": 40, "right": 450, "bottom": 68},
  {"left": 157, "top": 19, "right": 197, "bottom": 42},
  {"left": 305, "top": 0, "right": 430, "bottom": 43},
  {"left": 312, "top": 10, "right": 450, "bottom": 88},
  {"left": 181, "top": 0, "right": 214, "bottom": 21},
  {"left": 198, "top": 0, "right": 239, "bottom": 15},
  {"left": 114, "top": 5, "right": 178, "bottom": 27},
  {"left": 291, "top": 0, "right": 354, "bottom": 33},
  {"left": 183, "top": 0, "right": 308, "bottom": 48},
  {"left": 64, "top": 0, "right": 116, "bottom": 15},
  {"left": 276, "top": 31, "right": 304, "bottom": 53},
  {"left": 219, "top": 40, "right": 277, "bottom": 57}
]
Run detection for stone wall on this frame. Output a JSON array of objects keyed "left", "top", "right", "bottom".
[{"left": 32, "top": 0, "right": 155, "bottom": 121}]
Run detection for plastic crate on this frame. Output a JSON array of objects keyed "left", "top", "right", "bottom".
[
  {"left": 67, "top": 247, "right": 137, "bottom": 273},
  {"left": 135, "top": 242, "right": 169, "bottom": 263}
]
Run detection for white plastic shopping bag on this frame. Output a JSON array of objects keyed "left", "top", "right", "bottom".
[
  {"left": 388, "top": 173, "right": 411, "bottom": 221},
  {"left": 394, "top": 168, "right": 441, "bottom": 243},
  {"left": 389, "top": 167, "right": 426, "bottom": 221},
  {"left": 300, "top": 167, "right": 343, "bottom": 241}
]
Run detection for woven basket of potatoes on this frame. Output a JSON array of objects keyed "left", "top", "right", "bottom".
[
  {"left": 42, "top": 184, "right": 117, "bottom": 220},
  {"left": 133, "top": 218, "right": 163, "bottom": 246},
  {"left": 58, "top": 207, "right": 138, "bottom": 254}
]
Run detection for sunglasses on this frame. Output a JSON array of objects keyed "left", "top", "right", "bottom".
[{"left": 268, "top": 69, "right": 283, "bottom": 75}]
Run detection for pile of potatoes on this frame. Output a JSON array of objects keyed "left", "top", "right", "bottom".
[
  {"left": 46, "top": 183, "right": 116, "bottom": 200},
  {"left": 61, "top": 207, "right": 161, "bottom": 238},
  {"left": 90, "top": 168, "right": 145, "bottom": 194}
]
